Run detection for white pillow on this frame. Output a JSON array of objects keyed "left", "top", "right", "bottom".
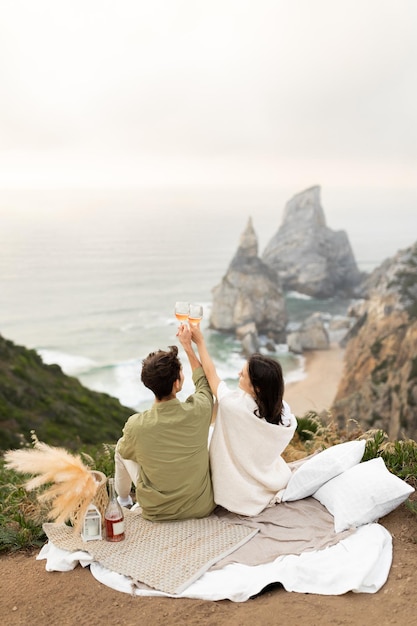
[
  {"left": 281, "top": 440, "right": 366, "bottom": 502},
  {"left": 313, "top": 457, "right": 415, "bottom": 533}
]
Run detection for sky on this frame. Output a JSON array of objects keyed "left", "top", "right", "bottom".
[{"left": 0, "top": 0, "right": 416, "bottom": 196}]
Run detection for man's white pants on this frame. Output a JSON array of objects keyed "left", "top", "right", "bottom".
[{"left": 114, "top": 444, "right": 140, "bottom": 507}]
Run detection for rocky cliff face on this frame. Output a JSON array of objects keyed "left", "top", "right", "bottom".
[
  {"left": 332, "top": 241, "right": 417, "bottom": 441},
  {"left": 262, "top": 186, "right": 362, "bottom": 298},
  {"left": 210, "top": 218, "right": 287, "bottom": 341}
]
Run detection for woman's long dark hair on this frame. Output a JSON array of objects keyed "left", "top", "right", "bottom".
[{"left": 247, "top": 354, "right": 284, "bottom": 425}]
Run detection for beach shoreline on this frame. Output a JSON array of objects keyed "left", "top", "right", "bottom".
[{"left": 284, "top": 345, "right": 345, "bottom": 417}]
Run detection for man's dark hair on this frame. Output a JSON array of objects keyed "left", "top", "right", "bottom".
[{"left": 141, "top": 345, "right": 182, "bottom": 400}]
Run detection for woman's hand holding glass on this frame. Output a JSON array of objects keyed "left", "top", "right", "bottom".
[
  {"left": 190, "top": 323, "right": 204, "bottom": 345},
  {"left": 188, "top": 303, "right": 203, "bottom": 325}
]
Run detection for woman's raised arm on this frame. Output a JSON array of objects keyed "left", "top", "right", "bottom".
[{"left": 190, "top": 326, "right": 222, "bottom": 396}]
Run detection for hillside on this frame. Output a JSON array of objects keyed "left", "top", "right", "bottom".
[{"left": 0, "top": 334, "right": 135, "bottom": 450}]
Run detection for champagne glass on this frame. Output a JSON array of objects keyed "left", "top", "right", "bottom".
[
  {"left": 188, "top": 303, "right": 203, "bottom": 325},
  {"left": 175, "top": 301, "right": 190, "bottom": 323}
]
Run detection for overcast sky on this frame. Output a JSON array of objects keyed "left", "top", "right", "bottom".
[{"left": 0, "top": 0, "right": 416, "bottom": 192}]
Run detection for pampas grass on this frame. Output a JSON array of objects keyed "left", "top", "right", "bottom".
[{"left": 4, "top": 441, "right": 99, "bottom": 531}]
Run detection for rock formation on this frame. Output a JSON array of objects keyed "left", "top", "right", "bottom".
[
  {"left": 209, "top": 218, "right": 287, "bottom": 343},
  {"left": 262, "top": 186, "right": 362, "bottom": 298},
  {"left": 332, "top": 241, "right": 417, "bottom": 441},
  {"left": 286, "top": 312, "right": 330, "bottom": 353}
]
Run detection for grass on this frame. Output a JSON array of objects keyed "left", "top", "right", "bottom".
[{"left": 1, "top": 420, "right": 416, "bottom": 553}]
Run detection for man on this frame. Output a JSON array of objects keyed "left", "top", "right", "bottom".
[{"left": 115, "top": 324, "right": 215, "bottom": 521}]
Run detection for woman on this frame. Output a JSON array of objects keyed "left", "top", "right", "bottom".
[{"left": 184, "top": 324, "right": 297, "bottom": 516}]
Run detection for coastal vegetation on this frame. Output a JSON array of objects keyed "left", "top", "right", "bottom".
[
  {"left": 0, "top": 332, "right": 136, "bottom": 552},
  {"left": 0, "top": 334, "right": 135, "bottom": 451}
]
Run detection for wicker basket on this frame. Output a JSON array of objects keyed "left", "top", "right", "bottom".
[{"left": 70, "top": 470, "right": 108, "bottom": 529}]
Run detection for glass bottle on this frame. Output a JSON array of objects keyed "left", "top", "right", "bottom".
[{"left": 104, "top": 477, "right": 125, "bottom": 542}]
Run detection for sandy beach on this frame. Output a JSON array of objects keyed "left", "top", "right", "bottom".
[{"left": 284, "top": 345, "right": 345, "bottom": 417}]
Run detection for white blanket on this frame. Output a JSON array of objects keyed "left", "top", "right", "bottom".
[{"left": 37, "top": 522, "right": 392, "bottom": 602}]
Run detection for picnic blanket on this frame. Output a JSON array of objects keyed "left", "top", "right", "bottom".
[
  {"left": 43, "top": 509, "right": 258, "bottom": 595},
  {"left": 38, "top": 497, "right": 392, "bottom": 601}
]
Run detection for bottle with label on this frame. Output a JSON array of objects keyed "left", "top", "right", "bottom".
[{"left": 104, "top": 477, "right": 125, "bottom": 542}]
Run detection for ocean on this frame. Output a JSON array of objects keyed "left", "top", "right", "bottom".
[{"left": 1, "top": 186, "right": 416, "bottom": 412}]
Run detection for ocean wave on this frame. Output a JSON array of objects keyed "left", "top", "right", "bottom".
[
  {"left": 286, "top": 291, "right": 313, "bottom": 300},
  {"left": 37, "top": 349, "right": 149, "bottom": 410},
  {"left": 79, "top": 358, "right": 152, "bottom": 411},
  {"left": 37, "top": 349, "right": 97, "bottom": 376}
]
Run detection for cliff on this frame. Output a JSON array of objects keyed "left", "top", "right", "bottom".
[
  {"left": 262, "top": 186, "right": 362, "bottom": 298},
  {"left": 0, "top": 334, "right": 135, "bottom": 450},
  {"left": 210, "top": 218, "right": 287, "bottom": 341},
  {"left": 332, "top": 241, "right": 417, "bottom": 441}
]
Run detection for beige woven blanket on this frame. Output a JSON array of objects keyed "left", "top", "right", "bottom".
[{"left": 43, "top": 508, "right": 258, "bottom": 595}]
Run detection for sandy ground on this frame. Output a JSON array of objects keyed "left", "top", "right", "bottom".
[
  {"left": 284, "top": 345, "right": 345, "bottom": 417},
  {"left": 1, "top": 347, "right": 416, "bottom": 625}
]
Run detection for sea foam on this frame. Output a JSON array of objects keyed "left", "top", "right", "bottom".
[{"left": 37, "top": 349, "right": 97, "bottom": 376}]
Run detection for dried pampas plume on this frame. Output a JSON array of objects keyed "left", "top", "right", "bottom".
[{"left": 4, "top": 441, "right": 99, "bottom": 531}]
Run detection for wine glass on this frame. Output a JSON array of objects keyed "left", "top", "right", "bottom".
[
  {"left": 188, "top": 303, "right": 203, "bottom": 325},
  {"left": 174, "top": 301, "right": 190, "bottom": 323}
]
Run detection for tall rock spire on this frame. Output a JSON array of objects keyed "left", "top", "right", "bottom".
[
  {"left": 209, "top": 218, "right": 287, "bottom": 343},
  {"left": 236, "top": 217, "right": 258, "bottom": 258}
]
